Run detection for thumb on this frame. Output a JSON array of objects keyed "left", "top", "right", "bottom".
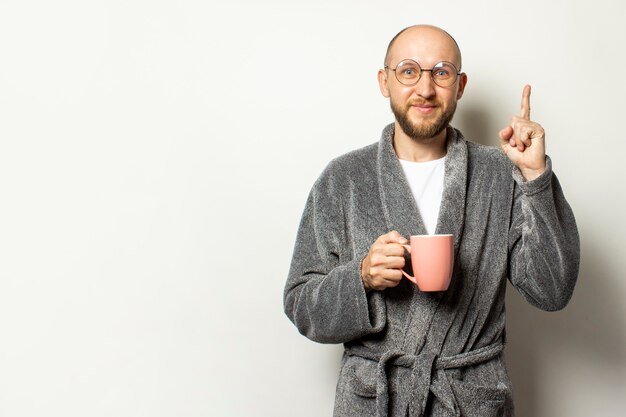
[
  {"left": 499, "top": 126, "right": 513, "bottom": 143},
  {"left": 386, "top": 230, "right": 408, "bottom": 244}
]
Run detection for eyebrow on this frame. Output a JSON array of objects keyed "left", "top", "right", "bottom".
[{"left": 390, "top": 58, "right": 462, "bottom": 70}]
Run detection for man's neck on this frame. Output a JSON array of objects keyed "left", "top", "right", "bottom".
[{"left": 392, "top": 122, "right": 448, "bottom": 162}]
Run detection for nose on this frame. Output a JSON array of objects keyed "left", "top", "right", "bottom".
[{"left": 413, "top": 70, "right": 436, "bottom": 99}]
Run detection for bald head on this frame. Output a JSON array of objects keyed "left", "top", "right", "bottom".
[{"left": 384, "top": 25, "right": 462, "bottom": 70}]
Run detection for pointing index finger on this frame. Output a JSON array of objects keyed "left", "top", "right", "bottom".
[{"left": 520, "top": 84, "right": 531, "bottom": 120}]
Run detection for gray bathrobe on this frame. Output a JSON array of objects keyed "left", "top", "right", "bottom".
[{"left": 284, "top": 124, "right": 579, "bottom": 417}]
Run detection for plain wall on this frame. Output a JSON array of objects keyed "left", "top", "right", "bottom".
[{"left": 1, "top": 1, "right": 625, "bottom": 416}]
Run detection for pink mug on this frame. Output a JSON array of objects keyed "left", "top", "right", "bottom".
[{"left": 401, "top": 234, "right": 454, "bottom": 292}]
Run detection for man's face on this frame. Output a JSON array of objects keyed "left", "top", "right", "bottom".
[{"left": 378, "top": 27, "right": 467, "bottom": 142}]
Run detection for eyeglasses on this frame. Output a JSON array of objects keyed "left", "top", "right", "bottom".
[{"left": 384, "top": 60, "right": 462, "bottom": 88}]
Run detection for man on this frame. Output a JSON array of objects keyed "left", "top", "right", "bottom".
[{"left": 283, "top": 25, "right": 579, "bottom": 417}]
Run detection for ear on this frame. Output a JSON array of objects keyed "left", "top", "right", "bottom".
[
  {"left": 378, "top": 68, "right": 390, "bottom": 98},
  {"left": 456, "top": 73, "right": 468, "bottom": 100}
]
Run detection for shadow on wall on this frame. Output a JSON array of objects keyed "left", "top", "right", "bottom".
[
  {"left": 456, "top": 103, "right": 626, "bottom": 416},
  {"left": 454, "top": 101, "right": 501, "bottom": 147}
]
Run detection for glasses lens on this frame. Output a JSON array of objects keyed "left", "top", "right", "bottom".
[
  {"left": 395, "top": 60, "right": 421, "bottom": 85},
  {"left": 431, "top": 62, "right": 458, "bottom": 87}
]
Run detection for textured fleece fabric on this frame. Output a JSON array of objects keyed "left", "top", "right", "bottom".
[{"left": 284, "top": 124, "right": 580, "bottom": 417}]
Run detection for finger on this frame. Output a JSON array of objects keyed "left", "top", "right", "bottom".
[
  {"left": 383, "top": 278, "right": 402, "bottom": 289},
  {"left": 368, "top": 250, "right": 405, "bottom": 269},
  {"left": 511, "top": 131, "right": 527, "bottom": 151},
  {"left": 367, "top": 269, "right": 403, "bottom": 290},
  {"left": 383, "top": 255, "right": 405, "bottom": 269},
  {"left": 380, "top": 243, "right": 406, "bottom": 257},
  {"left": 499, "top": 126, "right": 513, "bottom": 144},
  {"left": 372, "top": 276, "right": 402, "bottom": 291},
  {"left": 520, "top": 129, "right": 533, "bottom": 148},
  {"left": 520, "top": 84, "right": 531, "bottom": 120},
  {"left": 379, "top": 230, "right": 408, "bottom": 244},
  {"left": 383, "top": 269, "right": 403, "bottom": 281},
  {"left": 513, "top": 119, "right": 542, "bottom": 147},
  {"left": 381, "top": 272, "right": 403, "bottom": 288}
]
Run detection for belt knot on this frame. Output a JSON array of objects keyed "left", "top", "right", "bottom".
[{"left": 346, "top": 342, "right": 504, "bottom": 417}]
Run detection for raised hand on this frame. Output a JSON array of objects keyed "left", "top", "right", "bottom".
[{"left": 498, "top": 85, "right": 547, "bottom": 181}]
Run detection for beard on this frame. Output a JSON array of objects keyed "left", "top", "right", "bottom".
[{"left": 391, "top": 98, "right": 457, "bottom": 141}]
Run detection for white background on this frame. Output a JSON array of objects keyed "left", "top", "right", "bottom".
[{"left": 1, "top": 1, "right": 625, "bottom": 416}]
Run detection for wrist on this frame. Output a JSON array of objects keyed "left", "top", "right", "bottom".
[{"left": 519, "top": 165, "right": 546, "bottom": 181}]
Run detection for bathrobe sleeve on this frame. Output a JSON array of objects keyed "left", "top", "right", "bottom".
[
  {"left": 508, "top": 157, "right": 580, "bottom": 311},
  {"left": 283, "top": 162, "right": 387, "bottom": 344}
]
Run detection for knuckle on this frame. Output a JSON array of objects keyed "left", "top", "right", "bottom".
[
  {"left": 370, "top": 266, "right": 382, "bottom": 277},
  {"left": 372, "top": 243, "right": 385, "bottom": 255}
]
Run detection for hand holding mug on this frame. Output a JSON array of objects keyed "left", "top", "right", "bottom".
[{"left": 361, "top": 231, "right": 407, "bottom": 292}]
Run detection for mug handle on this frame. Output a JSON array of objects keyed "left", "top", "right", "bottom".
[{"left": 401, "top": 244, "right": 417, "bottom": 285}]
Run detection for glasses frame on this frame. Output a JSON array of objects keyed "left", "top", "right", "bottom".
[{"left": 384, "top": 60, "right": 462, "bottom": 88}]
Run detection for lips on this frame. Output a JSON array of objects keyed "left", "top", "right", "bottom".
[{"left": 411, "top": 103, "right": 437, "bottom": 114}]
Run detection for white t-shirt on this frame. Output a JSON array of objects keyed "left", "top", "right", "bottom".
[{"left": 399, "top": 156, "right": 446, "bottom": 235}]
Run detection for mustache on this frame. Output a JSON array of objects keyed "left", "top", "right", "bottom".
[{"left": 408, "top": 99, "right": 439, "bottom": 107}]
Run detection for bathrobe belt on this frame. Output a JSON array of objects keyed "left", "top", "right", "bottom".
[{"left": 345, "top": 341, "right": 504, "bottom": 417}]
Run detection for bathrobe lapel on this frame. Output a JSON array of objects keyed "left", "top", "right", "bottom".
[
  {"left": 377, "top": 123, "right": 427, "bottom": 238},
  {"left": 435, "top": 126, "right": 468, "bottom": 253},
  {"left": 376, "top": 124, "right": 468, "bottom": 354}
]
